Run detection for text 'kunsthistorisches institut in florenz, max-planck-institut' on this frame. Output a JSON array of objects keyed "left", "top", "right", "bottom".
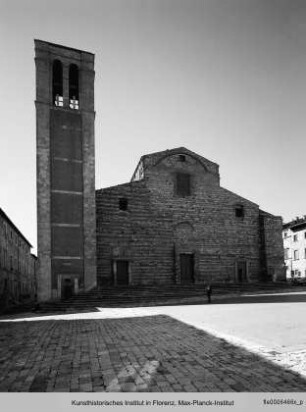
[{"left": 34, "top": 40, "right": 284, "bottom": 302}]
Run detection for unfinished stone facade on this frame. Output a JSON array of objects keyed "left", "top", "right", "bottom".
[{"left": 96, "top": 147, "right": 284, "bottom": 286}]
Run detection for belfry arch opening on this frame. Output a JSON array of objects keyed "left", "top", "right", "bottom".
[
  {"left": 52, "top": 59, "right": 63, "bottom": 107},
  {"left": 69, "top": 64, "right": 79, "bottom": 109}
]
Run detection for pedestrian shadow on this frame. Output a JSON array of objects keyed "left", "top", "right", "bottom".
[
  {"left": 213, "top": 292, "right": 306, "bottom": 305},
  {"left": 0, "top": 314, "right": 305, "bottom": 392}
]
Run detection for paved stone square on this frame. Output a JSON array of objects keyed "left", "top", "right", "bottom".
[{"left": 0, "top": 306, "right": 306, "bottom": 392}]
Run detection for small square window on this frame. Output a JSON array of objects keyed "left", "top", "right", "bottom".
[
  {"left": 235, "top": 205, "right": 244, "bottom": 218},
  {"left": 119, "top": 198, "right": 128, "bottom": 211},
  {"left": 179, "top": 155, "right": 186, "bottom": 162}
]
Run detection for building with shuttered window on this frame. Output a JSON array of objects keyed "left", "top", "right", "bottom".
[
  {"left": 0, "top": 208, "right": 37, "bottom": 308},
  {"left": 283, "top": 218, "right": 306, "bottom": 283}
]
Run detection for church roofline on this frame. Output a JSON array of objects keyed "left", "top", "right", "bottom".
[
  {"left": 96, "top": 180, "right": 145, "bottom": 193},
  {"left": 139, "top": 147, "right": 219, "bottom": 167},
  {"left": 131, "top": 147, "right": 220, "bottom": 181}
]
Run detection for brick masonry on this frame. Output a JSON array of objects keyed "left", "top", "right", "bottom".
[
  {"left": 35, "top": 40, "right": 96, "bottom": 301},
  {"left": 0, "top": 313, "right": 305, "bottom": 392},
  {"left": 96, "top": 147, "right": 284, "bottom": 286}
]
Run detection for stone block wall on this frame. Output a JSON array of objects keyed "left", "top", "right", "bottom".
[
  {"left": 96, "top": 148, "right": 280, "bottom": 286},
  {"left": 96, "top": 181, "right": 174, "bottom": 286},
  {"left": 260, "top": 211, "right": 285, "bottom": 281}
]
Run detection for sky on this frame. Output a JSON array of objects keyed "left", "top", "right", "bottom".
[{"left": 1, "top": 0, "right": 306, "bottom": 253}]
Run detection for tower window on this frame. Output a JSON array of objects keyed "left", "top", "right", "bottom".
[
  {"left": 119, "top": 198, "right": 128, "bottom": 211},
  {"left": 52, "top": 60, "right": 63, "bottom": 107},
  {"left": 235, "top": 205, "right": 244, "bottom": 218},
  {"left": 176, "top": 173, "right": 191, "bottom": 197},
  {"left": 69, "top": 64, "right": 79, "bottom": 110}
]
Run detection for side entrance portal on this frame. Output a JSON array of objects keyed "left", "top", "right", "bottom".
[
  {"left": 237, "top": 261, "right": 248, "bottom": 283},
  {"left": 180, "top": 254, "right": 194, "bottom": 284},
  {"left": 58, "top": 275, "right": 79, "bottom": 299}
]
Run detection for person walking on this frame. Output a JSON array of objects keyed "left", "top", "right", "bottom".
[{"left": 206, "top": 284, "right": 212, "bottom": 304}]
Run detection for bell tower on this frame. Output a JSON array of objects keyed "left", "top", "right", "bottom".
[{"left": 35, "top": 40, "right": 96, "bottom": 301}]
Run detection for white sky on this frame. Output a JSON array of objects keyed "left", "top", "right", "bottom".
[{"left": 1, "top": 0, "right": 306, "bottom": 253}]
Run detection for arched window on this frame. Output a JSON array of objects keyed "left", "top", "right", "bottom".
[
  {"left": 69, "top": 64, "right": 79, "bottom": 109},
  {"left": 52, "top": 60, "right": 63, "bottom": 107}
]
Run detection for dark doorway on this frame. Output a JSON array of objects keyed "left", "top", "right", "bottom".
[
  {"left": 116, "top": 261, "right": 129, "bottom": 285},
  {"left": 237, "top": 261, "right": 247, "bottom": 283},
  {"left": 180, "top": 254, "right": 194, "bottom": 284},
  {"left": 62, "top": 278, "right": 74, "bottom": 299}
]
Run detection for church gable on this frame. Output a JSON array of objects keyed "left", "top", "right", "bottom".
[{"left": 131, "top": 147, "right": 220, "bottom": 199}]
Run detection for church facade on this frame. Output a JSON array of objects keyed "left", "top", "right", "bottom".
[
  {"left": 35, "top": 40, "right": 284, "bottom": 300},
  {"left": 96, "top": 147, "right": 284, "bottom": 286}
]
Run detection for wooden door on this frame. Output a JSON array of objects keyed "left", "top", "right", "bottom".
[
  {"left": 180, "top": 254, "right": 194, "bottom": 284},
  {"left": 62, "top": 278, "right": 74, "bottom": 299},
  {"left": 116, "top": 261, "right": 129, "bottom": 285},
  {"left": 237, "top": 261, "right": 247, "bottom": 283}
]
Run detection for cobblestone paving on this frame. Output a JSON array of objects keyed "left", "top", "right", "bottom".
[
  {"left": 0, "top": 315, "right": 306, "bottom": 392},
  {"left": 171, "top": 314, "right": 306, "bottom": 381},
  {"left": 263, "top": 350, "right": 306, "bottom": 378}
]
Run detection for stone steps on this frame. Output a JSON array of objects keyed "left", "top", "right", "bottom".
[
  {"left": 3, "top": 282, "right": 303, "bottom": 315},
  {"left": 37, "top": 282, "right": 300, "bottom": 312}
]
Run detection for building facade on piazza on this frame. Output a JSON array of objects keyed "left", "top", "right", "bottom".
[
  {"left": 96, "top": 147, "right": 285, "bottom": 287},
  {"left": 0, "top": 208, "right": 37, "bottom": 309},
  {"left": 283, "top": 217, "right": 306, "bottom": 282},
  {"left": 35, "top": 40, "right": 285, "bottom": 300}
]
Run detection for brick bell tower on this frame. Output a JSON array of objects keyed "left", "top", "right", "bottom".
[{"left": 35, "top": 40, "right": 96, "bottom": 301}]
